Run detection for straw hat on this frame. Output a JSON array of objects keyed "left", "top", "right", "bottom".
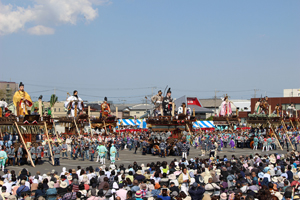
[
  {"left": 175, "top": 166, "right": 180, "bottom": 171},
  {"left": 294, "top": 175, "right": 299, "bottom": 181},
  {"left": 136, "top": 170, "right": 142, "bottom": 175},
  {"left": 60, "top": 181, "right": 68, "bottom": 188},
  {"left": 135, "top": 190, "right": 142, "bottom": 198},
  {"left": 168, "top": 174, "right": 176, "bottom": 180},
  {"left": 48, "top": 181, "right": 55, "bottom": 189},
  {"left": 220, "top": 193, "right": 227, "bottom": 200}
]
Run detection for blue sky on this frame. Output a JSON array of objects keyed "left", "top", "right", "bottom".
[{"left": 0, "top": 0, "right": 299, "bottom": 103}]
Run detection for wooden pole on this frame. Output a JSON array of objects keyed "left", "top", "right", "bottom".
[
  {"left": 183, "top": 104, "right": 186, "bottom": 115},
  {"left": 44, "top": 122, "right": 55, "bottom": 165},
  {"left": 74, "top": 118, "right": 80, "bottom": 136},
  {"left": 103, "top": 120, "right": 107, "bottom": 135},
  {"left": 88, "top": 106, "right": 92, "bottom": 136},
  {"left": 268, "top": 121, "right": 283, "bottom": 150},
  {"left": 161, "top": 107, "right": 164, "bottom": 116},
  {"left": 14, "top": 122, "right": 35, "bottom": 167},
  {"left": 290, "top": 120, "right": 295, "bottom": 130},
  {"left": 172, "top": 103, "right": 175, "bottom": 117},
  {"left": 193, "top": 108, "right": 195, "bottom": 117},
  {"left": 38, "top": 99, "right": 42, "bottom": 116},
  {"left": 53, "top": 120, "right": 59, "bottom": 138},
  {"left": 115, "top": 107, "right": 118, "bottom": 119},
  {"left": 226, "top": 117, "right": 233, "bottom": 131},
  {"left": 282, "top": 120, "right": 295, "bottom": 150},
  {"left": 186, "top": 124, "right": 191, "bottom": 135},
  {"left": 269, "top": 105, "right": 271, "bottom": 115}
]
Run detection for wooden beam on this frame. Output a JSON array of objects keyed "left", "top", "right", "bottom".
[
  {"left": 14, "top": 122, "right": 35, "bottom": 167},
  {"left": 281, "top": 120, "right": 295, "bottom": 150},
  {"left": 38, "top": 99, "right": 42, "bottom": 116},
  {"left": 268, "top": 120, "right": 283, "bottom": 150},
  {"left": 44, "top": 122, "right": 54, "bottom": 165},
  {"left": 172, "top": 103, "right": 175, "bottom": 117},
  {"left": 88, "top": 106, "right": 92, "bottom": 136},
  {"left": 74, "top": 118, "right": 80, "bottom": 136}
]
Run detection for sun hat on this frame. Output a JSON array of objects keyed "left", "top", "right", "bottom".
[
  {"left": 60, "top": 181, "right": 68, "bottom": 188},
  {"left": 48, "top": 181, "right": 55, "bottom": 189},
  {"left": 135, "top": 190, "right": 142, "bottom": 198},
  {"left": 220, "top": 193, "right": 227, "bottom": 200},
  {"left": 136, "top": 170, "right": 142, "bottom": 175}
]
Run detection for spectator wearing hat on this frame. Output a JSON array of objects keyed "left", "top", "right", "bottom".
[
  {"left": 134, "top": 170, "right": 145, "bottom": 182},
  {"left": 57, "top": 181, "right": 68, "bottom": 194},
  {"left": 46, "top": 181, "right": 57, "bottom": 200},
  {"left": 135, "top": 190, "right": 143, "bottom": 200},
  {"left": 291, "top": 175, "right": 300, "bottom": 187}
]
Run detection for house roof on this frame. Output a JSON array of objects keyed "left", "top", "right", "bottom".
[
  {"left": 199, "top": 99, "right": 222, "bottom": 108},
  {"left": 188, "top": 105, "right": 214, "bottom": 113}
]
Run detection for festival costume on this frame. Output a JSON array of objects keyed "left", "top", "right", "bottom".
[
  {"left": 262, "top": 138, "right": 268, "bottom": 152},
  {"left": 96, "top": 145, "right": 107, "bottom": 164},
  {"left": 0, "top": 150, "right": 8, "bottom": 171},
  {"left": 64, "top": 95, "right": 84, "bottom": 117},
  {"left": 267, "top": 138, "right": 273, "bottom": 151},
  {"left": 110, "top": 145, "right": 117, "bottom": 164},
  {"left": 13, "top": 88, "right": 32, "bottom": 116},
  {"left": 253, "top": 137, "right": 258, "bottom": 150},
  {"left": 219, "top": 97, "right": 232, "bottom": 117},
  {"left": 151, "top": 93, "right": 163, "bottom": 116},
  {"left": 162, "top": 88, "right": 172, "bottom": 116},
  {"left": 0, "top": 100, "right": 8, "bottom": 117}
]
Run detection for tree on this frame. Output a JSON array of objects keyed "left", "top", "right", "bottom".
[
  {"left": 50, "top": 94, "right": 58, "bottom": 117},
  {"left": 0, "top": 89, "right": 5, "bottom": 100}
]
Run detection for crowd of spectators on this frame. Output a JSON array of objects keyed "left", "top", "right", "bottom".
[{"left": 1, "top": 150, "right": 300, "bottom": 200}]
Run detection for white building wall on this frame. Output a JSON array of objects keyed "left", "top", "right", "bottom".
[{"left": 284, "top": 89, "right": 300, "bottom": 97}]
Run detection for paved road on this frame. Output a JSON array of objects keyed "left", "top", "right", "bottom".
[{"left": 4, "top": 146, "right": 288, "bottom": 175}]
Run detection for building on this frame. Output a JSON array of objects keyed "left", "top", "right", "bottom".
[
  {"left": 250, "top": 97, "right": 300, "bottom": 116},
  {"left": 199, "top": 98, "right": 222, "bottom": 117},
  {"left": 43, "top": 102, "right": 66, "bottom": 117},
  {"left": 0, "top": 81, "right": 18, "bottom": 104},
  {"left": 175, "top": 96, "right": 213, "bottom": 120},
  {"left": 284, "top": 89, "right": 300, "bottom": 97},
  {"left": 199, "top": 98, "right": 251, "bottom": 118}
]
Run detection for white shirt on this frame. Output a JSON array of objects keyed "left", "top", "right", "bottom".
[{"left": 2, "top": 182, "right": 12, "bottom": 194}]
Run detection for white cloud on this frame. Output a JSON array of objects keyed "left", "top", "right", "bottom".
[
  {"left": 27, "top": 25, "right": 55, "bottom": 35},
  {"left": 0, "top": 0, "right": 110, "bottom": 35}
]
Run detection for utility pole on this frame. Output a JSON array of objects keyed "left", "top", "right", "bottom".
[
  {"left": 254, "top": 88, "right": 259, "bottom": 98},
  {"left": 214, "top": 90, "right": 220, "bottom": 116},
  {"left": 151, "top": 86, "right": 157, "bottom": 97}
]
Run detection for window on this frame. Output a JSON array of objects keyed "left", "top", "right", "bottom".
[
  {"left": 59, "top": 108, "right": 60, "bottom": 112},
  {"left": 54, "top": 108, "right": 56, "bottom": 112},
  {"left": 136, "top": 112, "right": 140, "bottom": 114}
]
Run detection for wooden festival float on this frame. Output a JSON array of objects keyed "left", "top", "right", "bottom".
[
  {"left": 146, "top": 103, "right": 197, "bottom": 142},
  {"left": 0, "top": 115, "right": 52, "bottom": 167},
  {"left": 90, "top": 116, "right": 118, "bottom": 136},
  {"left": 54, "top": 114, "right": 89, "bottom": 135},
  {"left": 212, "top": 115, "right": 240, "bottom": 131},
  {"left": 246, "top": 113, "right": 300, "bottom": 151}
]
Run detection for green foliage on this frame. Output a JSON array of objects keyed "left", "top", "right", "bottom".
[
  {"left": 50, "top": 94, "right": 58, "bottom": 107},
  {"left": 205, "top": 116, "right": 214, "bottom": 121}
]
